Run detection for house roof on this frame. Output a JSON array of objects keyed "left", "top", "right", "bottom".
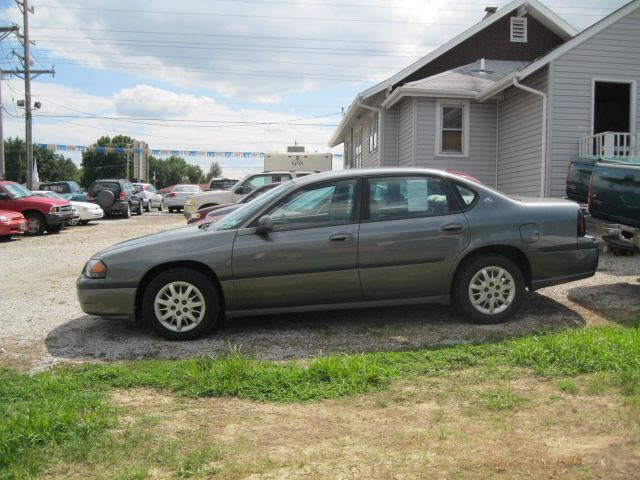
[
  {"left": 477, "top": 0, "right": 640, "bottom": 101},
  {"left": 382, "top": 60, "right": 529, "bottom": 109},
  {"left": 329, "top": 0, "right": 577, "bottom": 146}
]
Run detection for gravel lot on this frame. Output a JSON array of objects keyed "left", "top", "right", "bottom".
[{"left": 1, "top": 212, "right": 639, "bottom": 372}]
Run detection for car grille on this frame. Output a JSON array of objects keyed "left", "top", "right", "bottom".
[{"left": 60, "top": 205, "right": 73, "bottom": 213}]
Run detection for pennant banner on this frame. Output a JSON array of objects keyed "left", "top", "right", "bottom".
[{"left": 36, "top": 144, "right": 343, "bottom": 160}]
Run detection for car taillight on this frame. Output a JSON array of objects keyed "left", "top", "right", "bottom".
[
  {"left": 119, "top": 191, "right": 126, "bottom": 200},
  {"left": 577, "top": 209, "right": 586, "bottom": 237},
  {"left": 87, "top": 192, "right": 93, "bottom": 200},
  {"left": 167, "top": 192, "right": 175, "bottom": 198}
]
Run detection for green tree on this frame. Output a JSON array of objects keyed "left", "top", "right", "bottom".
[
  {"left": 80, "top": 135, "right": 135, "bottom": 189},
  {"left": 3, "top": 137, "right": 79, "bottom": 184},
  {"left": 149, "top": 156, "right": 204, "bottom": 188},
  {"left": 205, "top": 161, "right": 223, "bottom": 182}
]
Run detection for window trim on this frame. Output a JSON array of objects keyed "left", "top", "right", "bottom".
[
  {"left": 368, "top": 112, "right": 379, "bottom": 153},
  {"left": 354, "top": 127, "right": 363, "bottom": 168},
  {"left": 435, "top": 99, "right": 470, "bottom": 158}
]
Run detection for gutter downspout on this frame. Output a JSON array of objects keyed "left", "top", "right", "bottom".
[
  {"left": 512, "top": 77, "right": 547, "bottom": 197},
  {"left": 356, "top": 97, "right": 384, "bottom": 167}
]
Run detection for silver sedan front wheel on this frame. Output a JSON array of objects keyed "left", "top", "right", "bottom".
[
  {"left": 454, "top": 254, "right": 524, "bottom": 324},
  {"left": 143, "top": 268, "right": 220, "bottom": 340},
  {"left": 154, "top": 281, "right": 206, "bottom": 333}
]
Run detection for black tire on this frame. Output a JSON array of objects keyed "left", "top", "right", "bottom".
[
  {"left": 24, "top": 212, "right": 46, "bottom": 235},
  {"left": 143, "top": 268, "right": 219, "bottom": 340},
  {"left": 0, "top": 235, "right": 11, "bottom": 242},
  {"left": 136, "top": 201, "right": 143, "bottom": 215},
  {"left": 122, "top": 203, "right": 131, "bottom": 219},
  {"left": 79, "top": 220, "right": 89, "bottom": 225},
  {"left": 453, "top": 254, "right": 525, "bottom": 324},
  {"left": 48, "top": 224, "right": 63, "bottom": 234},
  {"left": 168, "top": 207, "right": 174, "bottom": 213},
  {"left": 144, "top": 201, "right": 150, "bottom": 212},
  {"left": 157, "top": 201, "right": 163, "bottom": 212}
]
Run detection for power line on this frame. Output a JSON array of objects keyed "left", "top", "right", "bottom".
[{"left": 30, "top": 26, "right": 443, "bottom": 48}]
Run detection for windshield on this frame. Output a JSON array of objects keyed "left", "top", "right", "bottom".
[
  {"left": 215, "top": 182, "right": 292, "bottom": 230},
  {"left": 3, "top": 183, "right": 32, "bottom": 199}
]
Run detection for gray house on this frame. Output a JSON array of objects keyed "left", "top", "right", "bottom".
[{"left": 329, "top": 0, "right": 640, "bottom": 197}]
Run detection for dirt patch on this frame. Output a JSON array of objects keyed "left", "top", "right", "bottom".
[{"left": 59, "top": 373, "right": 640, "bottom": 479}]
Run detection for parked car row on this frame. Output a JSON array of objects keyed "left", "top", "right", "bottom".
[{"left": 0, "top": 178, "right": 197, "bottom": 240}]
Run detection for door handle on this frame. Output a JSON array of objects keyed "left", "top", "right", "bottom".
[
  {"left": 441, "top": 223, "right": 464, "bottom": 233},
  {"left": 329, "top": 233, "right": 353, "bottom": 242}
]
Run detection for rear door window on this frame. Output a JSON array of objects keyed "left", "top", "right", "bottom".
[{"left": 366, "top": 176, "right": 452, "bottom": 221}]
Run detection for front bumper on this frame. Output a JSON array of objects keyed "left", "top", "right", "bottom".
[
  {"left": 46, "top": 211, "right": 75, "bottom": 226},
  {"left": 0, "top": 218, "right": 26, "bottom": 236},
  {"left": 76, "top": 275, "right": 137, "bottom": 320}
]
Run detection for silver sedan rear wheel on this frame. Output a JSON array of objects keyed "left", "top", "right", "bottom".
[
  {"left": 468, "top": 266, "right": 516, "bottom": 315},
  {"left": 143, "top": 268, "right": 219, "bottom": 340},
  {"left": 454, "top": 254, "right": 524, "bottom": 324}
]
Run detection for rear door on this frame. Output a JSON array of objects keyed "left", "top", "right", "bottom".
[
  {"left": 232, "top": 178, "right": 361, "bottom": 309},
  {"left": 358, "top": 174, "right": 470, "bottom": 300}
]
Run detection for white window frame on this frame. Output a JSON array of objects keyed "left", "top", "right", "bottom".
[
  {"left": 435, "top": 99, "right": 470, "bottom": 158},
  {"left": 510, "top": 17, "right": 527, "bottom": 43},
  {"left": 354, "top": 127, "right": 363, "bottom": 168},
  {"left": 368, "top": 112, "right": 378, "bottom": 153},
  {"left": 590, "top": 77, "right": 637, "bottom": 135}
]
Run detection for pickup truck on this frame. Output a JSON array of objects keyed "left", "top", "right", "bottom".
[
  {"left": 566, "top": 157, "right": 640, "bottom": 252},
  {"left": 183, "top": 171, "right": 315, "bottom": 218},
  {"left": 0, "top": 181, "right": 74, "bottom": 235}
]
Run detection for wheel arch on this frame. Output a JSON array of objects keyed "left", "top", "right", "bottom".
[
  {"left": 134, "top": 260, "right": 225, "bottom": 321},
  {"left": 450, "top": 245, "right": 532, "bottom": 294}
]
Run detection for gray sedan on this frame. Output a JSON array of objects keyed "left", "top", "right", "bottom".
[{"left": 77, "top": 169, "right": 599, "bottom": 340}]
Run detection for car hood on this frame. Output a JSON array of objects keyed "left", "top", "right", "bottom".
[
  {"left": 94, "top": 225, "right": 220, "bottom": 258},
  {"left": 71, "top": 200, "right": 102, "bottom": 210},
  {"left": 17, "top": 195, "right": 69, "bottom": 207}
]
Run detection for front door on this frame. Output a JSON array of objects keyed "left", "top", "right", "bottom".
[
  {"left": 232, "top": 178, "right": 361, "bottom": 309},
  {"left": 358, "top": 174, "right": 470, "bottom": 300}
]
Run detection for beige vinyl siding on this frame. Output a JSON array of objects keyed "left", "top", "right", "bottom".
[
  {"left": 397, "top": 98, "right": 415, "bottom": 167},
  {"left": 414, "top": 98, "right": 497, "bottom": 187},
  {"left": 497, "top": 68, "right": 548, "bottom": 196},
  {"left": 549, "top": 8, "right": 640, "bottom": 197}
]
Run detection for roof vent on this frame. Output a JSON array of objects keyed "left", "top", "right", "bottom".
[
  {"left": 510, "top": 17, "right": 528, "bottom": 43},
  {"left": 483, "top": 6, "right": 497, "bottom": 20}
]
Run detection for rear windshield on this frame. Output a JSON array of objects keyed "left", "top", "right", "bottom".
[
  {"left": 174, "top": 185, "right": 198, "bottom": 192},
  {"left": 90, "top": 182, "right": 120, "bottom": 193},
  {"left": 40, "top": 183, "right": 70, "bottom": 194}
]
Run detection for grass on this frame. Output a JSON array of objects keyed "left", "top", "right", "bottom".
[{"left": 1, "top": 324, "right": 639, "bottom": 478}]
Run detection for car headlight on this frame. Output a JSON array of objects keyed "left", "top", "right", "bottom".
[
  {"left": 192, "top": 212, "right": 201, "bottom": 219},
  {"left": 0, "top": 215, "right": 7, "bottom": 222},
  {"left": 84, "top": 259, "right": 107, "bottom": 279},
  {"left": 50, "top": 206, "right": 60, "bottom": 214}
]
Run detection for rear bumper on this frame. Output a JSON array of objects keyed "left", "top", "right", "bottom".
[
  {"left": 530, "top": 237, "right": 599, "bottom": 291},
  {"left": 76, "top": 275, "right": 137, "bottom": 320}
]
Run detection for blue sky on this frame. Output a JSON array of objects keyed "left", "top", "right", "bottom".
[{"left": 0, "top": 0, "right": 629, "bottom": 177}]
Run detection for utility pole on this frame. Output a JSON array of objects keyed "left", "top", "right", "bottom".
[
  {"left": 13, "top": 0, "right": 54, "bottom": 188},
  {"left": 0, "top": 25, "right": 19, "bottom": 180}
]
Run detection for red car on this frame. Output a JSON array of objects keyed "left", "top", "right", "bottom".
[{"left": 0, "top": 210, "right": 26, "bottom": 241}]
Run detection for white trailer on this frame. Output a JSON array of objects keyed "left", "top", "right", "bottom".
[{"left": 263, "top": 151, "right": 332, "bottom": 172}]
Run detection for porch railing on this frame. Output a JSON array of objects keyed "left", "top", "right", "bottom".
[{"left": 578, "top": 132, "right": 638, "bottom": 158}]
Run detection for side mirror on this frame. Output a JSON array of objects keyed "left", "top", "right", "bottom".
[
  {"left": 235, "top": 185, "right": 250, "bottom": 195},
  {"left": 0, "top": 192, "right": 8, "bottom": 201},
  {"left": 256, "top": 215, "right": 273, "bottom": 234}
]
